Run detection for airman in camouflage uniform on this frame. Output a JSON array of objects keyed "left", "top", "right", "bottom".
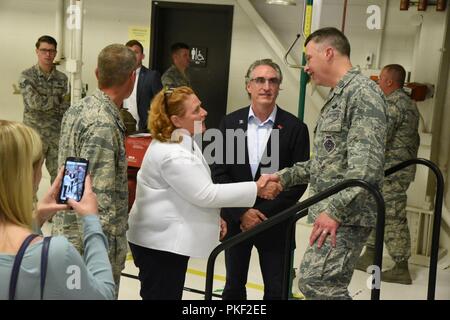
[
  {"left": 52, "top": 44, "right": 137, "bottom": 297},
  {"left": 272, "top": 28, "right": 387, "bottom": 299},
  {"left": 356, "top": 64, "right": 420, "bottom": 285},
  {"left": 161, "top": 42, "right": 191, "bottom": 88},
  {"left": 19, "top": 35, "right": 69, "bottom": 183}
]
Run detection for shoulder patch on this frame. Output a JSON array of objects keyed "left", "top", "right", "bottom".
[{"left": 323, "top": 135, "right": 336, "bottom": 153}]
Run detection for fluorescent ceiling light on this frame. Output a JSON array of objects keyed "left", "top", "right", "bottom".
[{"left": 266, "top": 0, "right": 297, "bottom": 5}]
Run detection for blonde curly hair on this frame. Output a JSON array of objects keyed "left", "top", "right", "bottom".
[{"left": 148, "top": 86, "right": 194, "bottom": 142}]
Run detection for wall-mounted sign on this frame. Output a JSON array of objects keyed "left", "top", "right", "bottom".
[
  {"left": 128, "top": 26, "right": 150, "bottom": 52},
  {"left": 190, "top": 46, "right": 207, "bottom": 68}
]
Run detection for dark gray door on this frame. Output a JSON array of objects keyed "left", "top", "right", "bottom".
[{"left": 150, "top": 1, "right": 233, "bottom": 129}]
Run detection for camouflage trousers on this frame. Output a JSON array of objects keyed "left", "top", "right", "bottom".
[
  {"left": 23, "top": 119, "right": 59, "bottom": 183},
  {"left": 52, "top": 212, "right": 128, "bottom": 299},
  {"left": 42, "top": 134, "right": 59, "bottom": 183},
  {"left": 298, "top": 225, "right": 371, "bottom": 300},
  {"left": 366, "top": 180, "right": 411, "bottom": 263}
]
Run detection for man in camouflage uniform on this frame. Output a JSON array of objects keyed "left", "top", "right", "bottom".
[
  {"left": 355, "top": 64, "right": 420, "bottom": 285},
  {"left": 53, "top": 44, "right": 136, "bottom": 297},
  {"left": 161, "top": 42, "right": 191, "bottom": 88},
  {"left": 19, "top": 35, "right": 69, "bottom": 183},
  {"left": 268, "top": 27, "right": 387, "bottom": 299}
]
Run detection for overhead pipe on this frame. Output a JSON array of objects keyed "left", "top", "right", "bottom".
[
  {"left": 54, "top": 0, "right": 65, "bottom": 64},
  {"left": 68, "top": 0, "right": 84, "bottom": 103},
  {"left": 341, "top": 0, "right": 348, "bottom": 33}
]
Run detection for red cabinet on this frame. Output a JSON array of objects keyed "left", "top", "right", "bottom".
[{"left": 125, "top": 134, "right": 152, "bottom": 211}]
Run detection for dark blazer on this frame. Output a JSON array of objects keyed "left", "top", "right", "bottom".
[
  {"left": 136, "top": 66, "right": 163, "bottom": 131},
  {"left": 211, "top": 106, "right": 310, "bottom": 249}
]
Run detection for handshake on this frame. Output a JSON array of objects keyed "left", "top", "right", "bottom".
[{"left": 256, "top": 174, "right": 282, "bottom": 200}]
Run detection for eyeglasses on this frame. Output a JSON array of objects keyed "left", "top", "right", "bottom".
[
  {"left": 38, "top": 48, "right": 57, "bottom": 55},
  {"left": 249, "top": 77, "right": 281, "bottom": 86},
  {"left": 163, "top": 87, "right": 174, "bottom": 113}
]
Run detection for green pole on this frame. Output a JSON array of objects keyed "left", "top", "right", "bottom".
[
  {"left": 297, "top": 0, "right": 313, "bottom": 121},
  {"left": 298, "top": 54, "right": 310, "bottom": 121}
]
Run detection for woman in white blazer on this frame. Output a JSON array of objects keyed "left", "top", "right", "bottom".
[{"left": 126, "top": 86, "right": 280, "bottom": 300}]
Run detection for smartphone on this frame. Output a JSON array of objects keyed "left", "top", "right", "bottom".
[{"left": 58, "top": 157, "right": 89, "bottom": 204}]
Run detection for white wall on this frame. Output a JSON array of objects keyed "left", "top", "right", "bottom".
[
  {"left": 0, "top": 0, "right": 302, "bottom": 121},
  {"left": 0, "top": 0, "right": 152, "bottom": 121},
  {"left": 0, "top": 0, "right": 57, "bottom": 122},
  {"left": 1, "top": 0, "right": 446, "bottom": 137},
  {"left": 75, "top": 0, "right": 151, "bottom": 99}
]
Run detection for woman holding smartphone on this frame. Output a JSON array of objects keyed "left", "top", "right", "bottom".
[
  {"left": 127, "top": 86, "right": 281, "bottom": 300},
  {"left": 0, "top": 120, "right": 115, "bottom": 300}
]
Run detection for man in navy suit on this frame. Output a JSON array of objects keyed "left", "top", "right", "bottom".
[
  {"left": 211, "top": 59, "right": 310, "bottom": 300},
  {"left": 125, "top": 40, "right": 163, "bottom": 131}
]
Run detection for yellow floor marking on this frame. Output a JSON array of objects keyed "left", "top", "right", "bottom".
[
  {"left": 186, "top": 268, "right": 264, "bottom": 291},
  {"left": 126, "top": 253, "right": 304, "bottom": 298}
]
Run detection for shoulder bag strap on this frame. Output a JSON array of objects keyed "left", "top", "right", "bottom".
[
  {"left": 40, "top": 236, "right": 52, "bottom": 300},
  {"left": 9, "top": 234, "right": 39, "bottom": 300}
]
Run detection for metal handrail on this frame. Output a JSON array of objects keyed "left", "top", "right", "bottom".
[
  {"left": 205, "top": 179, "right": 385, "bottom": 300},
  {"left": 384, "top": 158, "right": 444, "bottom": 300}
]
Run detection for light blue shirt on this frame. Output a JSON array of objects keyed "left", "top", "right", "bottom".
[
  {"left": 0, "top": 215, "right": 115, "bottom": 300},
  {"left": 247, "top": 106, "right": 277, "bottom": 178}
]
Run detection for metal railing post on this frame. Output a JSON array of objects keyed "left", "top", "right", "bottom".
[
  {"left": 205, "top": 179, "right": 385, "bottom": 300},
  {"left": 385, "top": 158, "right": 444, "bottom": 300}
]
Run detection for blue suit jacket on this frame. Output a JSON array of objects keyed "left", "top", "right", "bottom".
[
  {"left": 136, "top": 66, "right": 163, "bottom": 131},
  {"left": 211, "top": 106, "right": 310, "bottom": 249}
]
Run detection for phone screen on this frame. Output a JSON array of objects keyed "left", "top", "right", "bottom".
[{"left": 59, "top": 158, "right": 88, "bottom": 203}]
